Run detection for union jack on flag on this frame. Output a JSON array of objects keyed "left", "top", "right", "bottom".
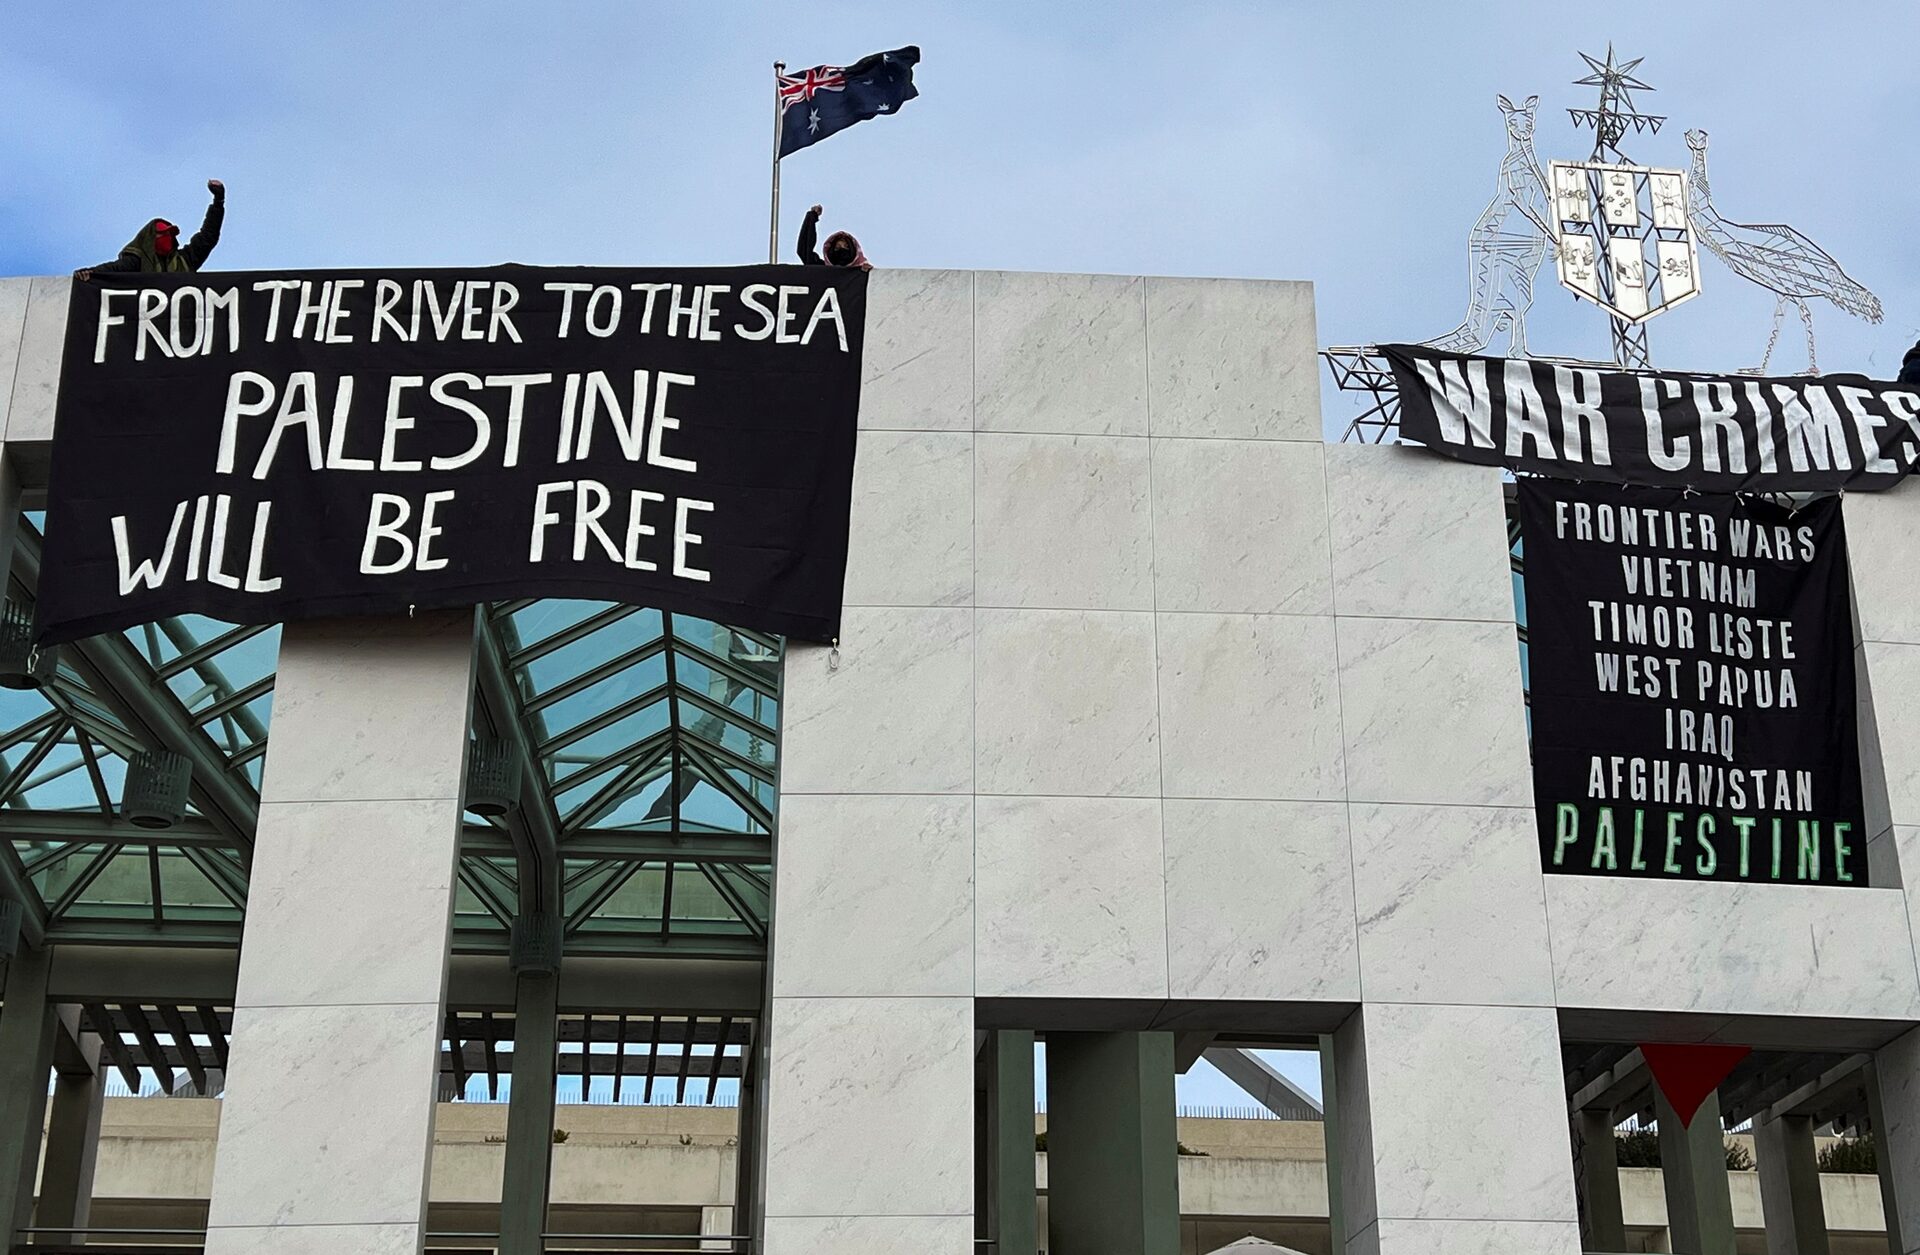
[
  {"left": 777, "top": 46, "right": 919, "bottom": 158},
  {"left": 778, "top": 65, "right": 847, "bottom": 108}
]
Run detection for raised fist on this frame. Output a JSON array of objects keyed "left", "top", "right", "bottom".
[
  {"left": 208, "top": 179, "right": 225, "bottom": 197},
  {"left": 807, "top": 203, "right": 823, "bottom": 217}
]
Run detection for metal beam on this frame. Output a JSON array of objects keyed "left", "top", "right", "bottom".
[
  {"left": 1722, "top": 1055, "right": 1840, "bottom": 1128},
  {"left": 0, "top": 811, "right": 231, "bottom": 849},
  {"left": 1568, "top": 1047, "right": 1651, "bottom": 1120},
  {"left": 0, "top": 839, "right": 46, "bottom": 949},
  {"left": 81, "top": 1005, "right": 140, "bottom": 1094},
  {"left": 446, "top": 954, "right": 766, "bottom": 1014},
  {"left": 50, "top": 945, "right": 237, "bottom": 1005},
  {"left": 463, "top": 827, "right": 770, "bottom": 865},
  {"left": 1202, "top": 1047, "right": 1323, "bottom": 1118},
  {"left": 1173, "top": 1032, "right": 1216, "bottom": 1074},
  {"left": 14, "top": 529, "right": 258, "bottom": 851},
  {"left": 473, "top": 615, "right": 561, "bottom": 921},
  {"left": 42, "top": 920, "right": 243, "bottom": 948},
  {"left": 440, "top": 1044, "right": 748, "bottom": 1081},
  {"left": 1764, "top": 1054, "right": 1871, "bottom": 1126}
]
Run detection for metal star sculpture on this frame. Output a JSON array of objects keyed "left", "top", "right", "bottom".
[{"left": 1567, "top": 45, "right": 1665, "bottom": 162}]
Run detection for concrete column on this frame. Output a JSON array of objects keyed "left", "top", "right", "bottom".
[
  {"left": 1654, "top": 1088, "right": 1736, "bottom": 1255},
  {"left": 36, "top": 1021, "right": 105, "bottom": 1242},
  {"left": 0, "top": 946, "right": 55, "bottom": 1244},
  {"left": 1575, "top": 1108, "right": 1627, "bottom": 1253},
  {"left": 0, "top": 446, "right": 22, "bottom": 580},
  {"left": 1754, "top": 1113, "right": 1827, "bottom": 1255},
  {"left": 1043, "top": 1031, "right": 1178, "bottom": 1255},
  {"left": 500, "top": 968, "right": 558, "bottom": 1255},
  {"left": 700, "top": 1204, "right": 735, "bottom": 1251},
  {"left": 1319, "top": 1034, "right": 1345, "bottom": 1255},
  {"left": 204, "top": 612, "right": 476, "bottom": 1255},
  {"left": 1332, "top": 1004, "right": 1581, "bottom": 1255},
  {"left": 1868, "top": 1034, "right": 1920, "bottom": 1255},
  {"left": 986, "top": 1030, "right": 1038, "bottom": 1255},
  {"left": 760, "top": 788, "right": 975, "bottom": 1251},
  {"left": 734, "top": 1044, "right": 762, "bottom": 1246}
]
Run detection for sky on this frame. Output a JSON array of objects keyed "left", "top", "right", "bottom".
[{"left": 5, "top": 1, "right": 1913, "bottom": 1109}]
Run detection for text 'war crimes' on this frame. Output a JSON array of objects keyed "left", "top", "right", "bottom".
[{"left": 1417, "top": 355, "right": 1920, "bottom": 478}]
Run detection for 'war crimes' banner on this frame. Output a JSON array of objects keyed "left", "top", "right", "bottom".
[
  {"left": 1519, "top": 480, "right": 1867, "bottom": 885},
  {"left": 1388, "top": 344, "right": 1920, "bottom": 492},
  {"left": 37, "top": 266, "right": 866, "bottom": 644}
]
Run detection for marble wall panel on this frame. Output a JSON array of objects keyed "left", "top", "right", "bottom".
[
  {"left": 1547, "top": 877, "right": 1920, "bottom": 1019},
  {"left": 1336, "top": 616, "right": 1529, "bottom": 807},
  {"left": 205, "top": 1002, "right": 444, "bottom": 1228},
  {"left": 1325, "top": 443, "right": 1513, "bottom": 622},
  {"left": 1151, "top": 437, "right": 1333, "bottom": 615},
  {"left": 772, "top": 794, "right": 973, "bottom": 998},
  {"left": 1157, "top": 612, "right": 1345, "bottom": 800},
  {"left": 1351, "top": 1003, "right": 1579, "bottom": 1224},
  {"left": 259, "top": 611, "right": 475, "bottom": 806},
  {"left": 762, "top": 996, "right": 972, "bottom": 1218},
  {"left": 1865, "top": 641, "right": 1920, "bottom": 828},
  {"left": 1163, "top": 798, "right": 1359, "bottom": 1001},
  {"left": 974, "top": 609, "right": 1160, "bottom": 797},
  {"left": 1843, "top": 482, "right": 1920, "bottom": 646},
  {"left": 975, "top": 433, "right": 1153, "bottom": 610},
  {"left": 235, "top": 799, "right": 462, "bottom": 1010},
  {"left": 859, "top": 269, "right": 973, "bottom": 432},
  {"left": 974, "top": 795, "right": 1168, "bottom": 999},
  {"left": 841, "top": 429, "right": 972, "bottom": 608},
  {"left": 1144, "top": 276, "right": 1319, "bottom": 440},
  {"left": 780, "top": 608, "right": 973, "bottom": 795},
  {"left": 0, "top": 278, "right": 30, "bottom": 440},
  {"left": 1349, "top": 804, "right": 1554, "bottom": 1006},
  {"left": 974, "top": 271, "right": 1147, "bottom": 436},
  {"left": 8, "top": 276, "right": 68, "bottom": 444}
]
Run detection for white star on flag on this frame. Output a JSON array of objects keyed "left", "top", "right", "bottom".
[{"left": 808, "top": 108, "right": 820, "bottom": 133}]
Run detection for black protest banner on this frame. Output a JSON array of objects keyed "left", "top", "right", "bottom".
[
  {"left": 1388, "top": 344, "right": 1920, "bottom": 492},
  {"left": 36, "top": 266, "right": 866, "bottom": 645},
  {"left": 1518, "top": 479, "right": 1867, "bottom": 886}
]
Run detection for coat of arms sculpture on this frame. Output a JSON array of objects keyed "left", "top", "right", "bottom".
[{"left": 1323, "top": 46, "right": 1887, "bottom": 442}]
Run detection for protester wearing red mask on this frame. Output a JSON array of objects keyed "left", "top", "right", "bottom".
[
  {"left": 796, "top": 203, "right": 871, "bottom": 271},
  {"left": 79, "top": 179, "right": 225, "bottom": 278}
]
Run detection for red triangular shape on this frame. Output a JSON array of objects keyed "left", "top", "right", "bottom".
[{"left": 1640, "top": 1043, "right": 1751, "bottom": 1128}]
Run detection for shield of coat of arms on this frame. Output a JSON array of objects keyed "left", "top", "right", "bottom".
[{"left": 1549, "top": 160, "right": 1700, "bottom": 324}]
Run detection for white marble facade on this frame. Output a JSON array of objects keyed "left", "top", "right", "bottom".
[
  {"left": 765, "top": 269, "right": 1920, "bottom": 1254},
  {"left": 7, "top": 271, "right": 1920, "bottom": 1252}
]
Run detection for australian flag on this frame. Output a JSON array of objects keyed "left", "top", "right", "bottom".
[{"left": 778, "top": 46, "right": 919, "bottom": 158}]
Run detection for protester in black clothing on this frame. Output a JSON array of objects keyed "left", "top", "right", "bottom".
[
  {"left": 79, "top": 180, "right": 225, "bottom": 278},
  {"left": 796, "top": 203, "right": 870, "bottom": 270},
  {"left": 1901, "top": 339, "right": 1920, "bottom": 386}
]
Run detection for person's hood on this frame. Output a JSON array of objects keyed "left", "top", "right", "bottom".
[
  {"left": 822, "top": 230, "right": 871, "bottom": 271},
  {"left": 122, "top": 219, "right": 189, "bottom": 272}
]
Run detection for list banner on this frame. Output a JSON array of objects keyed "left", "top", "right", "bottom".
[
  {"left": 1518, "top": 479, "right": 1868, "bottom": 886},
  {"left": 1388, "top": 343, "right": 1920, "bottom": 492},
  {"left": 37, "top": 266, "right": 866, "bottom": 645}
]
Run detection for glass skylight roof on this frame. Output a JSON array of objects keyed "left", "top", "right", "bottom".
[{"left": 1, "top": 516, "right": 780, "bottom": 956}]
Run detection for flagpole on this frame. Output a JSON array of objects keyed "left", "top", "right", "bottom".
[{"left": 768, "top": 60, "right": 785, "bottom": 264}]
